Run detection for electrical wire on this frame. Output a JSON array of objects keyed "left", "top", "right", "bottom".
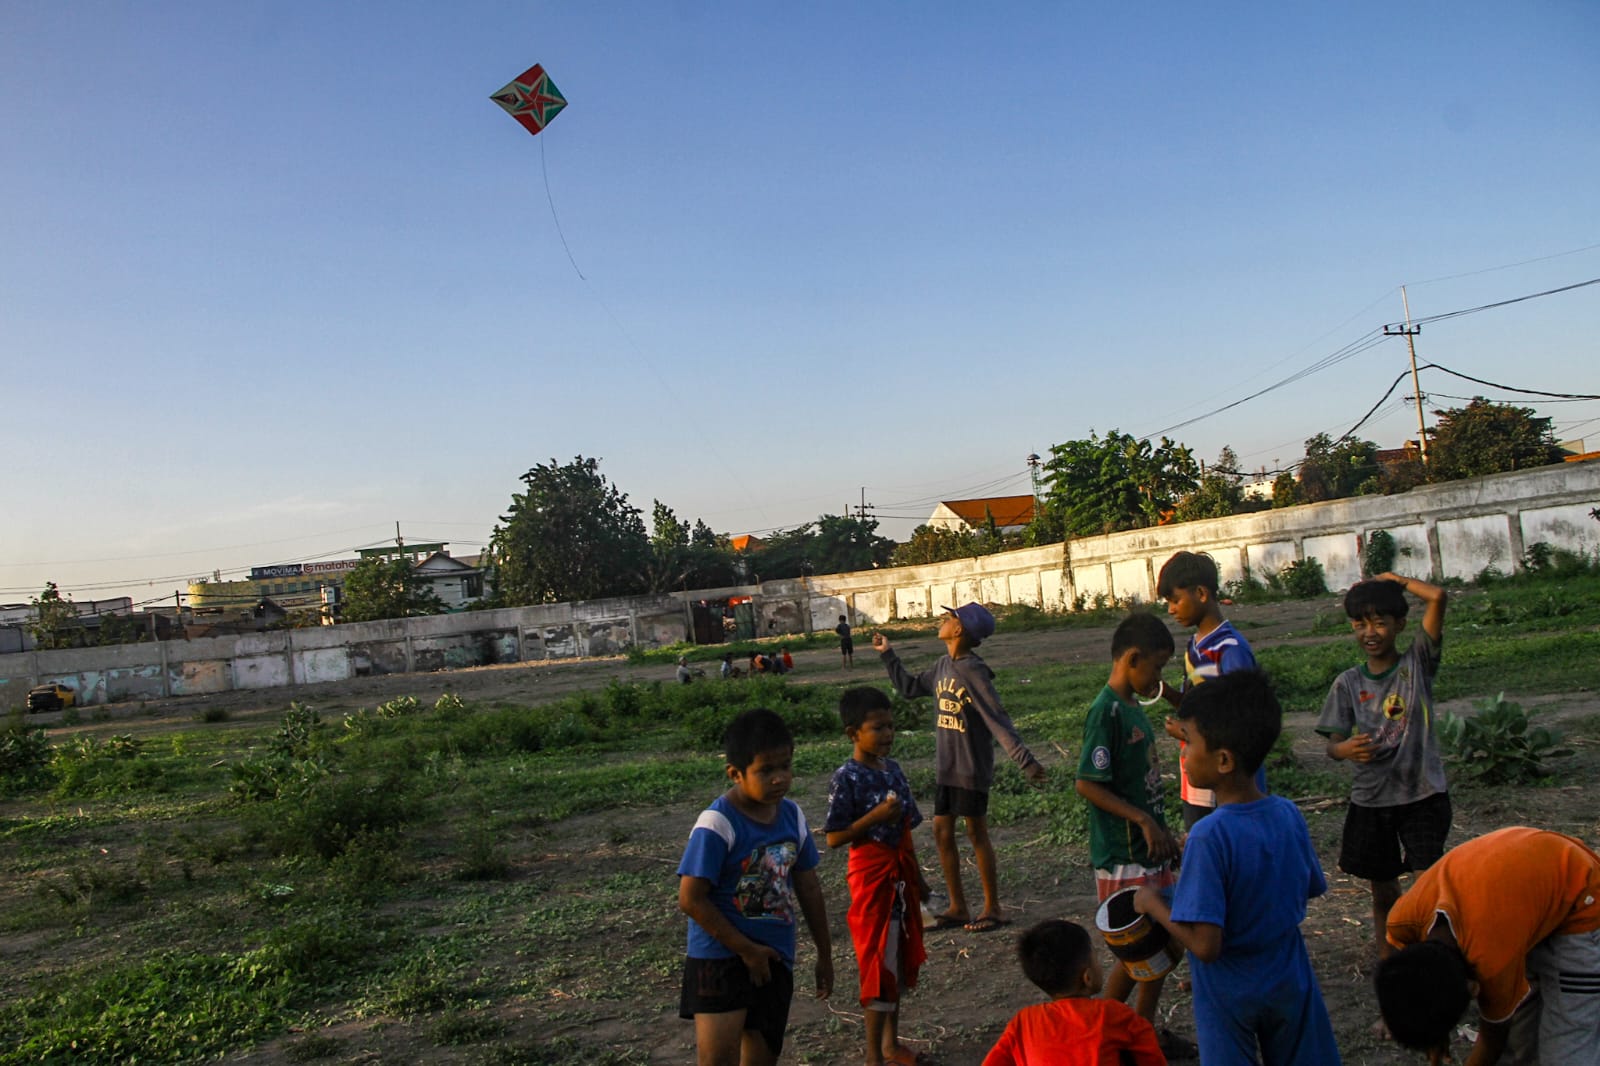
[
  {"left": 1417, "top": 362, "right": 1600, "bottom": 401},
  {"left": 1388, "top": 277, "right": 1600, "bottom": 329}
]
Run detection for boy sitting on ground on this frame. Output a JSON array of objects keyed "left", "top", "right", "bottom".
[{"left": 982, "top": 919, "right": 1165, "bottom": 1066}]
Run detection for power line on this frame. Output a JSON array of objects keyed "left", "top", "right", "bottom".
[
  {"left": 1419, "top": 362, "right": 1600, "bottom": 401},
  {"left": 1388, "top": 276, "right": 1600, "bottom": 329}
]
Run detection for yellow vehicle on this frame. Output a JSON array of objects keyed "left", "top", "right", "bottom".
[{"left": 26, "top": 683, "right": 75, "bottom": 713}]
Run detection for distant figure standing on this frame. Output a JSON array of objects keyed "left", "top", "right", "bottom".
[
  {"left": 836, "top": 615, "right": 855, "bottom": 668},
  {"left": 780, "top": 647, "right": 795, "bottom": 672}
]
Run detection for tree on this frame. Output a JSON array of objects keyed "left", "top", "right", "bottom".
[
  {"left": 340, "top": 557, "right": 445, "bottom": 622},
  {"left": 1271, "top": 471, "right": 1301, "bottom": 509},
  {"left": 890, "top": 524, "right": 993, "bottom": 566},
  {"left": 810, "top": 514, "right": 895, "bottom": 574},
  {"left": 1174, "top": 446, "right": 1247, "bottom": 521},
  {"left": 26, "top": 582, "right": 78, "bottom": 650},
  {"left": 487, "top": 457, "right": 650, "bottom": 605},
  {"left": 1297, "top": 433, "right": 1378, "bottom": 502},
  {"left": 1041, "top": 430, "right": 1199, "bottom": 537},
  {"left": 645, "top": 500, "right": 693, "bottom": 593},
  {"left": 1426, "top": 398, "right": 1565, "bottom": 482}
]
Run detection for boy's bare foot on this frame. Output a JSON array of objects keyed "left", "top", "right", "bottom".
[
  {"left": 886, "top": 1046, "right": 921, "bottom": 1065},
  {"left": 1371, "top": 1018, "right": 1392, "bottom": 1040},
  {"left": 928, "top": 912, "right": 969, "bottom": 929}
]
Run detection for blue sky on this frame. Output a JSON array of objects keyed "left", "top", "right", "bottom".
[{"left": 4, "top": 3, "right": 1598, "bottom": 604}]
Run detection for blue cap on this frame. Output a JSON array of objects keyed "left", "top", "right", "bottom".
[{"left": 943, "top": 602, "right": 996, "bottom": 646}]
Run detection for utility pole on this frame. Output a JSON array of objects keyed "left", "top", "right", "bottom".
[
  {"left": 1027, "top": 453, "right": 1044, "bottom": 502},
  {"left": 1383, "top": 285, "right": 1429, "bottom": 464}
]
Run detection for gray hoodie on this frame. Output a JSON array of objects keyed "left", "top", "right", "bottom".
[{"left": 880, "top": 648, "right": 1041, "bottom": 793}]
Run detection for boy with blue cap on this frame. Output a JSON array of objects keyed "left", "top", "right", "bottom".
[{"left": 874, "top": 602, "right": 1047, "bottom": 933}]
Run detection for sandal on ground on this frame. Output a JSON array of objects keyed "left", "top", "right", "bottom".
[
  {"left": 927, "top": 913, "right": 968, "bottom": 930},
  {"left": 964, "top": 915, "right": 1012, "bottom": 933},
  {"left": 1155, "top": 1028, "right": 1199, "bottom": 1060}
]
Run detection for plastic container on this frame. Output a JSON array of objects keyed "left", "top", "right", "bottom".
[{"left": 1095, "top": 887, "right": 1182, "bottom": 982}]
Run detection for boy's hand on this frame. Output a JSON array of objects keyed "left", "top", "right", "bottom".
[
  {"left": 871, "top": 632, "right": 892, "bottom": 654},
  {"left": 1163, "top": 716, "right": 1185, "bottom": 742},
  {"left": 1132, "top": 883, "right": 1170, "bottom": 919},
  {"left": 1334, "top": 732, "right": 1377, "bottom": 762},
  {"left": 739, "top": 944, "right": 783, "bottom": 987},
  {"left": 1024, "top": 761, "right": 1049, "bottom": 787},
  {"left": 1140, "top": 816, "right": 1179, "bottom": 863},
  {"left": 814, "top": 954, "right": 834, "bottom": 999},
  {"left": 870, "top": 792, "right": 903, "bottom": 825}
]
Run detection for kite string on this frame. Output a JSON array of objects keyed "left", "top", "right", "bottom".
[{"left": 541, "top": 135, "right": 586, "bottom": 281}]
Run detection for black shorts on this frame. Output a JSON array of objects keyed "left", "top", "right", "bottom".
[
  {"left": 934, "top": 784, "right": 990, "bottom": 818},
  {"left": 678, "top": 955, "right": 793, "bottom": 1056},
  {"left": 840, "top": 638, "right": 854, "bottom": 654},
  {"left": 1338, "top": 792, "right": 1452, "bottom": 883}
]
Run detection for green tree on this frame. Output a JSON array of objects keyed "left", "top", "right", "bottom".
[
  {"left": 1426, "top": 398, "right": 1565, "bottom": 481},
  {"left": 645, "top": 500, "right": 693, "bottom": 593},
  {"left": 26, "top": 582, "right": 78, "bottom": 649},
  {"left": 810, "top": 514, "right": 895, "bottom": 574},
  {"left": 1041, "top": 430, "right": 1199, "bottom": 537},
  {"left": 1174, "top": 446, "right": 1247, "bottom": 521},
  {"left": 890, "top": 524, "right": 993, "bottom": 566},
  {"left": 340, "top": 557, "right": 446, "bottom": 622},
  {"left": 487, "top": 456, "right": 650, "bottom": 605},
  {"left": 1297, "top": 433, "right": 1378, "bottom": 502},
  {"left": 1272, "top": 471, "right": 1301, "bottom": 508}
]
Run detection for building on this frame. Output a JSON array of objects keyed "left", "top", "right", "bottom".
[{"left": 925, "top": 495, "right": 1037, "bottom": 534}]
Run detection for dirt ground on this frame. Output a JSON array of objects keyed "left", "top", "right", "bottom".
[{"left": 31, "top": 600, "right": 1600, "bottom": 1065}]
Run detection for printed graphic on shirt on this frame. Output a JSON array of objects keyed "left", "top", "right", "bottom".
[
  {"left": 735, "top": 840, "right": 800, "bottom": 922},
  {"left": 935, "top": 676, "right": 968, "bottom": 732}
]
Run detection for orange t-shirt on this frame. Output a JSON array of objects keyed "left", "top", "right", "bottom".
[
  {"left": 981, "top": 997, "right": 1165, "bottom": 1066},
  {"left": 1386, "top": 827, "right": 1600, "bottom": 1022}
]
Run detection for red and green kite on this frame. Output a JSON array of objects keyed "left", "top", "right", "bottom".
[{"left": 490, "top": 63, "right": 567, "bottom": 137}]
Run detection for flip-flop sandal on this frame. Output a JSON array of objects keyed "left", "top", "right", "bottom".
[
  {"left": 1155, "top": 1028, "right": 1199, "bottom": 1060},
  {"left": 928, "top": 914, "right": 968, "bottom": 930},
  {"left": 964, "top": 915, "right": 1012, "bottom": 933},
  {"left": 887, "top": 1050, "right": 921, "bottom": 1066}
]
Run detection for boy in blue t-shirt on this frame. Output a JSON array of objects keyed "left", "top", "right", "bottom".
[
  {"left": 678, "top": 709, "right": 834, "bottom": 1065},
  {"left": 1157, "top": 550, "right": 1262, "bottom": 828},
  {"left": 1135, "top": 671, "right": 1342, "bottom": 1065}
]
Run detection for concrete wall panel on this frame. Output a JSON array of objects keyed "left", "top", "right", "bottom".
[
  {"left": 1074, "top": 563, "right": 1111, "bottom": 605},
  {"left": 894, "top": 587, "right": 929, "bottom": 620},
  {"left": 1040, "top": 569, "right": 1065, "bottom": 610},
  {"left": 295, "top": 648, "right": 352, "bottom": 685},
  {"left": 1249, "top": 541, "right": 1299, "bottom": 579},
  {"left": 1366, "top": 524, "right": 1431, "bottom": 579},
  {"left": 853, "top": 590, "right": 892, "bottom": 624},
  {"left": 1438, "top": 515, "right": 1514, "bottom": 580},
  {"left": 170, "top": 660, "right": 229, "bottom": 696},
  {"left": 1008, "top": 573, "right": 1041, "bottom": 608},
  {"left": 234, "top": 654, "right": 290, "bottom": 690},
  {"left": 809, "top": 594, "right": 848, "bottom": 633},
  {"left": 1304, "top": 533, "right": 1361, "bottom": 590},
  {"left": 537, "top": 625, "right": 576, "bottom": 659},
  {"left": 1109, "top": 558, "right": 1152, "bottom": 604},
  {"left": 1521, "top": 504, "right": 1600, "bottom": 559},
  {"left": 106, "top": 664, "right": 166, "bottom": 702},
  {"left": 584, "top": 619, "right": 633, "bottom": 657}
]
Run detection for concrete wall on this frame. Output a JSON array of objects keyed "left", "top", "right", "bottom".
[{"left": 4, "top": 463, "right": 1598, "bottom": 708}]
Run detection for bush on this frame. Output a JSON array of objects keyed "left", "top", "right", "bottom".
[
  {"left": 1438, "top": 693, "right": 1572, "bottom": 785},
  {"left": 0, "top": 726, "right": 52, "bottom": 793},
  {"left": 1277, "top": 558, "right": 1329, "bottom": 598},
  {"left": 1362, "top": 530, "right": 1398, "bottom": 577}
]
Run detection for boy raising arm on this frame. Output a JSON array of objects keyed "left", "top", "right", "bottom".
[
  {"left": 874, "top": 603, "right": 1048, "bottom": 933},
  {"left": 1316, "top": 572, "right": 1450, "bottom": 967}
]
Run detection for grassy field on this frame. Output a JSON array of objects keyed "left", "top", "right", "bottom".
[{"left": 2, "top": 569, "right": 1598, "bottom": 1064}]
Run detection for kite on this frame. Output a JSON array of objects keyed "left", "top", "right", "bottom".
[{"left": 490, "top": 63, "right": 567, "bottom": 137}]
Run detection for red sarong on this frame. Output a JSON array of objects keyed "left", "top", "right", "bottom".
[{"left": 846, "top": 828, "right": 926, "bottom": 1005}]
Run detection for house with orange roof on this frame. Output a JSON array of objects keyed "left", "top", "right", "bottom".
[{"left": 925, "top": 494, "right": 1036, "bottom": 534}]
